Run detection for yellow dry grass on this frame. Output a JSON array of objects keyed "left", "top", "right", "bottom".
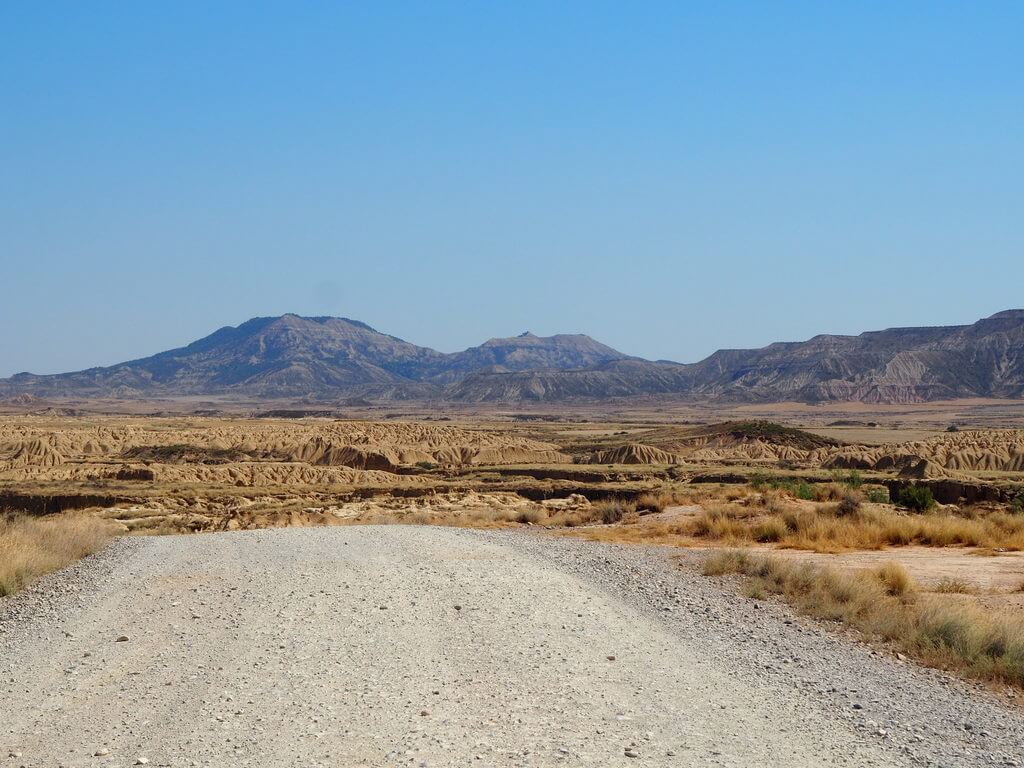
[
  {"left": 0, "top": 513, "right": 116, "bottom": 596},
  {"left": 569, "top": 494, "right": 1024, "bottom": 554},
  {"left": 704, "top": 551, "right": 1024, "bottom": 689}
]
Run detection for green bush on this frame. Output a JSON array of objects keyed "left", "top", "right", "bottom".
[
  {"left": 1011, "top": 495, "right": 1024, "bottom": 515},
  {"left": 866, "top": 487, "right": 890, "bottom": 504},
  {"left": 830, "top": 469, "right": 864, "bottom": 489},
  {"left": 796, "top": 482, "right": 815, "bottom": 501},
  {"left": 749, "top": 471, "right": 770, "bottom": 490},
  {"left": 897, "top": 485, "right": 935, "bottom": 512}
]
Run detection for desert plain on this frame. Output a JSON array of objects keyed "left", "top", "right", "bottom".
[{"left": 3, "top": 397, "right": 1024, "bottom": 766}]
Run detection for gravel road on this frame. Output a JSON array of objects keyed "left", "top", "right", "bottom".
[{"left": 2, "top": 526, "right": 1023, "bottom": 767}]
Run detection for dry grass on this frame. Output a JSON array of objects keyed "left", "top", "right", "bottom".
[
  {"left": 0, "top": 513, "right": 117, "bottom": 596},
  {"left": 635, "top": 490, "right": 695, "bottom": 514},
  {"left": 703, "top": 551, "right": 1024, "bottom": 688},
  {"left": 933, "top": 577, "right": 978, "bottom": 594},
  {"left": 609, "top": 498, "right": 1024, "bottom": 553}
]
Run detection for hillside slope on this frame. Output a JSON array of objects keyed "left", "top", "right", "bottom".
[{"left": 684, "top": 309, "right": 1024, "bottom": 403}]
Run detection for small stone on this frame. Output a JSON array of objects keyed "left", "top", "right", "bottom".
[
  {"left": 94, "top": 748, "right": 110, "bottom": 756},
  {"left": 624, "top": 748, "right": 640, "bottom": 758},
  {"left": 115, "top": 635, "right": 130, "bottom": 643},
  {"left": 135, "top": 759, "right": 149, "bottom": 766},
  {"left": 454, "top": 605, "right": 462, "bottom": 611},
  {"left": 420, "top": 710, "right": 430, "bottom": 717},
  {"left": 607, "top": 655, "right": 616, "bottom": 661}
]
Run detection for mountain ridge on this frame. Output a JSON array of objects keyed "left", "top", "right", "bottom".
[{"left": 2, "top": 311, "right": 1022, "bottom": 404}]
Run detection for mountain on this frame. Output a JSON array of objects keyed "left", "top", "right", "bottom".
[
  {"left": 2, "top": 311, "right": 1023, "bottom": 403},
  {"left": 0, "top": 315, "right": 628, "bottom": 400},
  {"left": 681, "top": 309, "right": 1024, "bottom": 403},
  {"left": 1, "top": 316, "right": 444, "bottom": 399},
  {"left": 425, "top": 332, "right": 629, "bottom": 384},
  {"left": 434, "top": 311, "right": 1024, "bottom": 403},
  {"left": 446, "top": 359, "right": 695, "bottom": 402}
]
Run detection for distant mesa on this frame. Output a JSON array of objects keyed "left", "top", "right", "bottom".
[{"left": 1, "top": 310, "right": 1022, "bottom": 404}]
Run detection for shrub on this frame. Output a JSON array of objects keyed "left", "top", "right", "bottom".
[
  {"left": 752, "top": 518, "right": 787, "bottom": 542},
  {"left": 414, "top": 461, "right": 437, "bottom": 471},
  {"left": 796, "top": 482, "right": 815, "bottom": 501},
  {"left": 702, "top": 549, "right": 752, "bottom": 576},
  {"left": 749, "top": 471, "right": 770, "bottom": 490},
  {"left": 0, "top": 513, "right": 115, "bottom": 596},
  {"left": 934, "top": 577, "right": 976, "bottom": 594},
  {"left": 702, "top": 552, "right": 1024, "bottom": 688},
  {"left": 873, "top": 562, "right": 914, "bottom": 596},
  {"left": 830, "top": 469, "right": 863, "bottom": 489},
  {"left": 897, "top": 485, "right": 936, "bottom": 512},
  {"left": 836, "top": 493, "right": 862, "bottom": 517},
  {"left": 1011, "top": 495, "right": 1024, "bottom": 515},
  {"left": 514, "top": 508, "right": 545, "bottom": 525},
  {"left": 636, "top": 491, "right": 685, "bottom": 515},
  {"left": 813, "top": 483, "right": 846, "bottom": 502},
  {"left": 593, "top": 499, "right": 634, "bottom": 525},
  {"left": 947, "top": 424, "right": 960, "bottom": 432},
  {"left": 866, "top": 487, "right": 890, "bottom": 504}
]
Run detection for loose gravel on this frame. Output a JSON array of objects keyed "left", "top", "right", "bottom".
[{"left": 1, "top": 526, "right": 1022, "bottom": 767}]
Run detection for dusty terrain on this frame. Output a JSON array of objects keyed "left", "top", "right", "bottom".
[
  {"left": 4, "top": 526, "right": 1024, "bottom": 767},
  {"left": 3, "top": 406, "right": 1024, "bottom": 730}
]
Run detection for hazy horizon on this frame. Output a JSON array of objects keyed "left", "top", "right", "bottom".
[{"left": 3, "top": 3, "right": 1022, "bottom": 377}]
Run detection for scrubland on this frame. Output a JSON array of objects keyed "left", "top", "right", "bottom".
[
  {"left": 2, "top": 412, "right": 1023, "bottom": 696},
  {"left": 703, "top": 550, "right": 1024, "bottom": 688},
  {"left": 0, "top": 511, "right": 115, "bottom": 596}
]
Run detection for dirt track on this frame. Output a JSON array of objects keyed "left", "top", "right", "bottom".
[{"left": 2, "top": 527, "right": 1023, "bottom": 767}]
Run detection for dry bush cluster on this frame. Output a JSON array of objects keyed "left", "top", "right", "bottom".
[
  {"left": 703, "top": 551, "right": 1024, "bottom": 688},
  {"left": 567, "top": 482, "right": 1024, "bottom": 553},
  {"left": 649, "top": 485, "right": 1024, "bottom": 552},
  {"left": 690, "top": 499, "right": 1024, "bottom": 552},
  {"left": 0, "top": 512, "right": 116, "bottom": 596}
]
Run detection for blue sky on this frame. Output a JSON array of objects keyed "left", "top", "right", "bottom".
[{"left": 2, "top": 2, "right": 1021, "bottom": 376}]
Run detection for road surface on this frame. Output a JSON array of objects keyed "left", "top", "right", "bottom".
[{"left": 2, "top": 526, "right": 1023, "bottom": 767}]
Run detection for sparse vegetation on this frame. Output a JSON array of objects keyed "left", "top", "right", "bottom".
[
  {"left": 0, "top": 513, "right": 116, "bottom": 596},
  {"left": 836, "top": 493, "right": 862, "bottom": 517},
  {"left": 866, "top": 487, "right": 890, "bottom": 504},
  {"left": 573, "top": 495, "right": 1024, "bottom": 552},
  {"left": 832, "top": 469, "right": 864, "bottom": 489},
  {"left": 703, "top": 551, "right": 1024, "bottom": 688},
  {"left": 635, "top": 491, "right": 688, "bottom": 515},
  {"left": 592, "top": 499, "right": 636, "bottom": 525},
  {"left": 933, "top": 577, "right": 976, "bottom": 594},
  {"left": 898, "top": 485, "right": 936, "bottom": 512},
  {"left": 795, "top": 481, "right": 815, "bottom": 501}
]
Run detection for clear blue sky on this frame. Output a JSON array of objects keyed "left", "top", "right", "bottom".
[{"left": 2, "top": 2, "right": 1021, "bottom": 377}]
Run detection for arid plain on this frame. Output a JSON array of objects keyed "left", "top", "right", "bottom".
[
  {"left": 4, "top": 398, "right": 1024, "bottom": 765},
  {"left": 4, "top": 398, "right": 1024, "bottom": 613}
]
